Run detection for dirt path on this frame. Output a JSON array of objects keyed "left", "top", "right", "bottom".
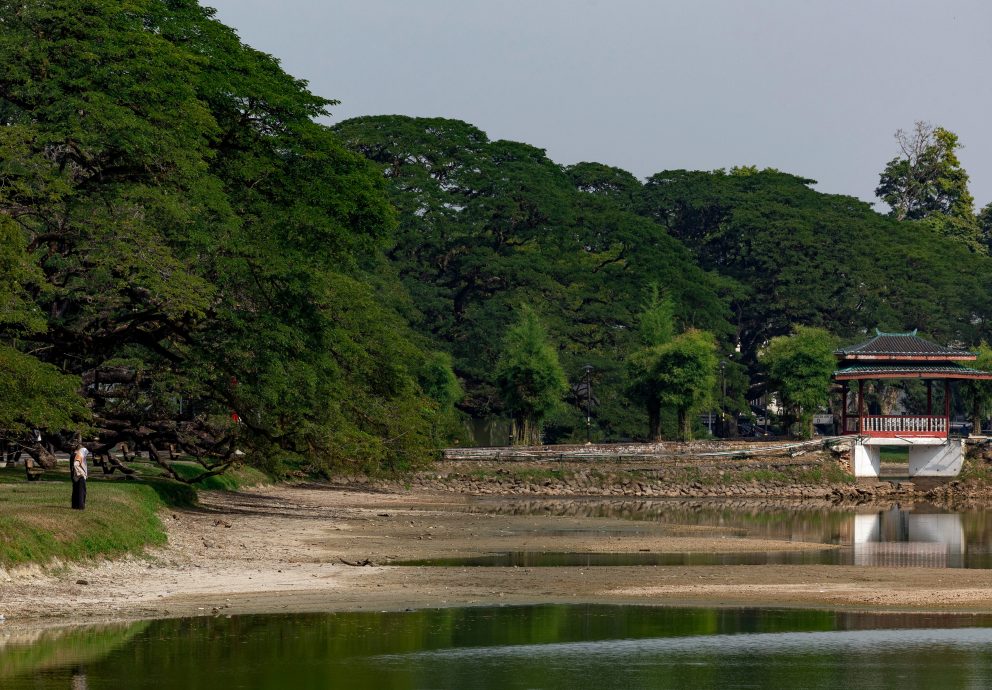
[{"left": 3, "top": 484, "right": 992, "bottom": 627}]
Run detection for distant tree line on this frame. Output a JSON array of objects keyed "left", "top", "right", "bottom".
[{"left": 334, "top": 115, "right": 992, "bottom": 445}]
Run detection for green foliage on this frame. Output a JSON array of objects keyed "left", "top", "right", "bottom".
[
  {"left": 638, "top": 168, "right": 992, "bottom": 361},
  {"left": 495, "top": 306, "right": 568, "bottom": 445},
  {"left": 0, "top": 217, "right": 47, "bottom": 334},
  {"left": 627, "top": 327, "right": 719, "bottom": 441},
  {"left": 979, "top": 203, "right": 992, "bottom": 252},
  {"left": 0, "top": 345, "right": 89, "bottom": 440},
  {"left": 651, "top": 330, "right": 719, "bottom": 441},
  {"left": 335, "top": 115, "right": 734, "bottom": 442},
  {"left": 876, "top": 122, "right": 975, "bottom": 222},
  {"left": 419, "top": 352, "right": 463, "bottom": 410},
  {"left": 759, "top": 326, "right": 839, "bottom": 438},
  {"left": 4, "top": 3, "right": 989, "bottom": 464},
  {"left": 567, "top": 161, "right": 642, "bottom": 210},
  {"left": 638, "top": 285, "right": 675, "bottom": 347},
  {"left": 714, "top": 358, "right": 752, "bottom": 435},
  {"left": 418, "top": 351, "right": 465, "bottom": 443},
  {"left": 627, "top": 287, "right": 679, "bottom": 439},
  {"left": 960, "top": 343, "right": 992, "bottom": 432},
  {"left": 0, "top": 0, "right": 444, "bottom": 473}
]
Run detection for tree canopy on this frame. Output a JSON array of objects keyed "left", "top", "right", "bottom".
[
  {"left": 759, "top": 327, "right": 838, "bottom": 438},
  {"left": 637, "top": 168, "right": 992, "bottom": 365},
  {"left": 333, "top": 115, "right": 734, "bottom": 441},
  {"left": 649, "top": 330, "right": 719, "bottom": 441},
  {"left": 961, "top": 343, "right": 992, "bottom": 434},
  {"left": 876, "top": 122, "right": 975, "bottom": 222},
  {"left": 0, "top": 0, "right": 448, "bottom": 476},
  {"left": 495, "top": 306, "right": 568, "bottom": 445},
  {"left": 5, "top": 3, "right": 992, "bottom": 461}
]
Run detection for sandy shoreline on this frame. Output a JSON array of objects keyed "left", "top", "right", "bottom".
[{"left": 3, "top": 483, "right": 992, "bottom": 631}]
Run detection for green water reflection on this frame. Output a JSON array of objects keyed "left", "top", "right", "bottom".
[{"left": 6, "top": 606, "right": 992, "bottom": 689}]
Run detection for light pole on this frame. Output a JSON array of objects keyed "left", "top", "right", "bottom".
[
  {"left": 582, "top": 364, "right": 594, "bottom": 444},
  {"left": 719, "top": 359, "right": 727, "bottom": 436}
]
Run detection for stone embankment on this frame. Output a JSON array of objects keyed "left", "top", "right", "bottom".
[{"left": 339, "top": 441, "right": 992, "bottom": 508}]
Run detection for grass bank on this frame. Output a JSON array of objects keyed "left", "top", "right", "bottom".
[{"left": 0, "top": 464, "right": 268, "bottom": 569}]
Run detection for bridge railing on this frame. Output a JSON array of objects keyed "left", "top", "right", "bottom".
[{"left": 844, "top": 415, "right": 947, "bottom": 436}]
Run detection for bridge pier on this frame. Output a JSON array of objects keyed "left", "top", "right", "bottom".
[
  {"left": 852, "top": 438, "right": 963, "bottom": 478},
  {"left": 908, "top": 439, "right": 964, "bottom": 477},
  {"left": 853, "top": 443, "right": 880, "bottom": 478}
]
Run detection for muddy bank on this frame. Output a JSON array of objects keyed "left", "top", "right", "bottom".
[{"left": 3, "top": 480, "right": 992, "bottom": 629}]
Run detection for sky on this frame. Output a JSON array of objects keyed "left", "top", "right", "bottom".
[{"left": 206, "top": 0, "right": 992, "bottom": 209}]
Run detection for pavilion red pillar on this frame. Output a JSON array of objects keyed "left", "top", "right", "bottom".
[
  {"left": 944, "top": 379, "right": 951, "bottom": 433},
  {"left": 841, "top": 382, "right": 848, "bottom": 434},
  {"left": 857, "top": 380, "right": 865, "bottom": 434}
]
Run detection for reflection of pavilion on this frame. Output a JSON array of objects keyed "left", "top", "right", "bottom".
[
  {"left": 835, "top": 331, "right": 992, "bottom": 478},
  {"left": 852, "top": 508, "right": 964, "bottom": 567}
]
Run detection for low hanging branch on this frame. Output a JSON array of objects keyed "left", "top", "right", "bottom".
[{"left": 146, "top": 437, "right": 241, "bottom": 485}]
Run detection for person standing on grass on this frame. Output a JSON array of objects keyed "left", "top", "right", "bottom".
[{"left": 71, "top": 442, "right": 89, "bottom": 510}]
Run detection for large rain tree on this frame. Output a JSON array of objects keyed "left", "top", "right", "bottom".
[
  {"left": 0, "top": 0, "right": 445, "bottom": 478},
  {"left": 333, "top": 115, "right": 734, "bottom": 443},
  {"left": 0, "top": 134, "right": 90, "bottom": 463},
  {"left": 637, "top": 167, "right": 992, "bottom": 362},
  {"left": 495, "top": 306, "right": 568, "bottom": 445}
]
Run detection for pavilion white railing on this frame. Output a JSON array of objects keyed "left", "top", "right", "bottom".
[{"left": 844, "top": 415, "right": 947, "bottom": 435}]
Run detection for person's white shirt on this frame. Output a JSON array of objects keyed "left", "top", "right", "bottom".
[{"left": 73, "top": 447, "right": 89, "bottom": 480}]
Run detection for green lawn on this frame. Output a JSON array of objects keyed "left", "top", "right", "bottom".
[
  {"left": 0, "top": 463, "right": 268, "bottom": 568},
  {"left": 879, "top": 447, "right": 909, "bottom": 463}
]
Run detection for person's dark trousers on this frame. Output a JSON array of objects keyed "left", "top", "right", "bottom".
[{"left": 71, "top": 478, "right": 87, "bottom": 510}]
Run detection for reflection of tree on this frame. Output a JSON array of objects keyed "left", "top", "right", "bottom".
[{"left": 0, "top": 622, "right": 147, "bottom": 682}]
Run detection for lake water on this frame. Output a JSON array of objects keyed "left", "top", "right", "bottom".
[
  {"left": 7, "top": 501, "right": 992, "bottom": 687},
  {"left": 397, "top": 500, "right": 992, "bottom": 569},
  {"left": 6, "top": 606, "right": 992, "bottom": 689}
]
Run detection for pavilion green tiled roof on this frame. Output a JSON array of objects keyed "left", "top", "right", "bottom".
[
  {"left": 836, "top": 330, "right": 974, "bottom": 361},
  {"left": 833, "top": 364, "right": 992, "bottom": 380}
]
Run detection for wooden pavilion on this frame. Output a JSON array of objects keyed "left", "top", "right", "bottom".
[{"left": 833, "top": 330, "right": 992, "bottom": 477}]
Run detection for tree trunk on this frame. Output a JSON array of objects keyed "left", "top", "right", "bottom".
[
  {"left": 721, "top": 414, "right": 739, "bottom": 438},
  {"left": 677, "top": 409, "right": 692, "bottom": 441},
  {"left": 525, "top": 417, "right": 541, "bottom": 446},
  {"left": 22, "top": 441, "right": 58, "bottom": 469},
  {"left": 511, "top": 416, "right": 540, "bottom": 446},
  {"left": 647, "top": 399, "right": 661, "bottom": 441}
]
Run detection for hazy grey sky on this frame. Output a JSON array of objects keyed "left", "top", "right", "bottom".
[{"left": 207, "top": 0, "right": 991, "bottom": 208}]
